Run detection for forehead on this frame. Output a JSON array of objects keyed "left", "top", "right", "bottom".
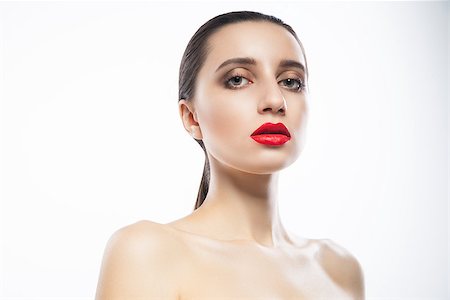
[{"left": 204, "top": 21, "right": 305, "bottom": 70}]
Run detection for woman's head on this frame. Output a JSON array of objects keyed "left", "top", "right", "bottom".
[{"left": 178, "top": 11, "right": 309, "bottom": 210}]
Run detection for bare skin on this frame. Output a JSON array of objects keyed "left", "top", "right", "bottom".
[
  {"left": 96, "top": 20, "right": 365, "bottom": 299},
  {"left": 96, "top": 220, "right": 364, "bottom": 299}
]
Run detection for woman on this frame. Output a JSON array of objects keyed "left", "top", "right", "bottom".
[{"left": 96, "top": 11, "right": 365, "bottom": 299}]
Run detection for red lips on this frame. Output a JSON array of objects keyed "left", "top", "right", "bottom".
[{"left": 250, "top": 122, "right": 291, "bottom": 146}]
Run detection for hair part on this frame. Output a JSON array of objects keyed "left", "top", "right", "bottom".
[{"left": 178, "top": 11, "right": 309, "bottom": 210}]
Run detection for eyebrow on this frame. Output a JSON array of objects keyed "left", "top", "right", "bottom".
[
  {"left": 278, "top": 59, "right": 305, "bottom": 73},
  {"left": 215, "top": 57, "right": 305, "bottom": 73},
  {"left": 215, "top": 57, "right": 256, "bottom": 72}
]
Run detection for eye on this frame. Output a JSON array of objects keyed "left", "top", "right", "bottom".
[
  {"left": 225, "top": 75, "right": 252, "bottom": 89},
  {"left": 279, "top": 78, "right": 305, "bottom": 92}
]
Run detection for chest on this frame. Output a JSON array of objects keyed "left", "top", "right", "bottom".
[{"left": 177, "top": 242, "right": 352, "bottom": 299}]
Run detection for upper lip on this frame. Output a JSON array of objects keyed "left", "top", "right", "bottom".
[{"left": 251, "top": 122, "right": 291, "bottom": 137}]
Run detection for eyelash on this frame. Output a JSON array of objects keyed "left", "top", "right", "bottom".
[
  {"left": 279, "top": 78, "right": 306, "bottom": 92},
  {"left": 224, "top": 74, "right": 305, "bottom": 92},
  {"left": 224, "top": 73, "right": 251, "bottom": 89}
]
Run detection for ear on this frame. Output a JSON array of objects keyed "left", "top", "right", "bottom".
[{"left": 178, "top": 99, "right": 203, "bottom": 140}]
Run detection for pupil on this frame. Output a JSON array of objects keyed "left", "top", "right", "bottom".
[{"left": 233, "top": 76, "right": 241, "bottom": 84}]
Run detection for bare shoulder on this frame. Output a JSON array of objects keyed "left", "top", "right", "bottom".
[
  {"left": 315, "top": 238, "right": 365, "bottom": 299},
  {"left": 95, "top": 220, "right": 185, "bottom": 300},
  {"left": 104, "top": 220, "right": 183, "bottom": 252}
]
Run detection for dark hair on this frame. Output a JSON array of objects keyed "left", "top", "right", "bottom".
[{"left": 178, "top": 11, "right": 309, "bottom": 211}]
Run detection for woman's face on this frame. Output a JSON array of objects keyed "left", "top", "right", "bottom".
[{"left": 180, "top": 21, "right": 309, "bottom": 174}]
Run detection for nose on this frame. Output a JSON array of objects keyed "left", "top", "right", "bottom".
[{"left": 257, "top": 80, "right": 287, "bottom": 115}]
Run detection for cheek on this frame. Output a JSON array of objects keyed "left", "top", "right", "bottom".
[
  {"left": 197, "top": 90, "right": 253, "bottom": 142},
  {"left": 198, "top": 98, "right": 233, "bottom": 141},
  {"left": 195, "top": 90, "right": 255, "bottom": 162},
  {"left": 289, "top": 98, "right": 309, "bottom": 153},
  {"left": 292, "top": 98, "right": 308, "bottom": 129}
]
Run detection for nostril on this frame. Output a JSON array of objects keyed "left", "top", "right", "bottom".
[{"left": 262, "top": 107, "right": 285, "bottom": 113}]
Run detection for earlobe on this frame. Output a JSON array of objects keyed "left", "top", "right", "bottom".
[
  {"left": 178, "top": 99, "right": 203, "bottom": 140},
  {"left": 190, "top": 125, "right": 202, "bottom": 140}
]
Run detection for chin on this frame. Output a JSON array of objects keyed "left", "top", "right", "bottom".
[
  {"left": 252, "top": 157, "right": 298, "bottom": 174},
  {"left": 223, "top": 151, "right": 300, "bottom": 175},
  {"left": 205, "top": 137, "right": 304, "bottom": 175}
]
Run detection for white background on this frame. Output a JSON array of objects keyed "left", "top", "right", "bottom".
[{"left": 0, "top": 1, "right": 448, "bottom": 299}]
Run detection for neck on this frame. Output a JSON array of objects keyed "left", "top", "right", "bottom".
[{"left": 187, "top": 155, "right": 290, "bottom": 248}]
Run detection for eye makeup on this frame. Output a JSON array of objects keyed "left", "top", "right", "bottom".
[
  {"left": 220, "top": 67, "right": 306, "bottom": 93},
  {"left": 222, "top": 68, "right": 254, "bottom": 89}
]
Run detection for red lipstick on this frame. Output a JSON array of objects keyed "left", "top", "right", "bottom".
[{"left": 250, "top": 122, "right": 291, "bottom": 146}]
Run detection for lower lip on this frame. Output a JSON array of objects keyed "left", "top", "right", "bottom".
[{"left": 251, "top": 134, "right": 291, "bottom": 146}]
